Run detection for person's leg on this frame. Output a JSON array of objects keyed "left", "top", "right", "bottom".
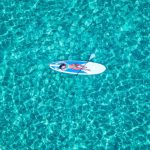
[
  {"left": 75, "top": 64, "right": 83, "bottom": 68},
  {"left": 79, "top": 65, "right": 90, "bottom": 71}
]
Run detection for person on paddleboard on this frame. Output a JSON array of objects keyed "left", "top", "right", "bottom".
[{"left": 59, "top": 63, "right": 90, "bottom": 71}]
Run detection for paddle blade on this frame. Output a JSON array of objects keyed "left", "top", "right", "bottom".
[{"left": 89, "top": 53, "right": 96, "bottom": 60}]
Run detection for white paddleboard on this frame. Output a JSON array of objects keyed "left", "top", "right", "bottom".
[{"left": 50, "top": 60, "right": 106, "bottom": 75}]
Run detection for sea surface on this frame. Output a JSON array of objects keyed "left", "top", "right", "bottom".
[{"left": 0, "top": 0, "right": 149, "bottom": 149}]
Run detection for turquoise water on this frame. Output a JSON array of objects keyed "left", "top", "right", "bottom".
[{"left": 0, "top": 0, "right": 149, "bottom": 149}]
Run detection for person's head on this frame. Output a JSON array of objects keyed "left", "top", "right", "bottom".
[{"left": 59, "top": 63, "right": 66, "bottom": 70}]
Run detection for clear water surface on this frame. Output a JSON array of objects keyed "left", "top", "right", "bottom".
[{"left": 0, "top": 0, "right": 149, "bottom": 149}]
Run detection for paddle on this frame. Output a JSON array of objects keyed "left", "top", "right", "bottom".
[
  {"left": 76, "top": 53, "right": 96, "bottom": 75},
  {"left": 89, "top": 53, "right": 96, "bottom": 61},
  {"left": 70, "top": 53, "right": 96, "bottom": 96}
]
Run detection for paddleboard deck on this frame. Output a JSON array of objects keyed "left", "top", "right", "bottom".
[{"left": 50, "top": 60, "right": 106, "bottom": 75}]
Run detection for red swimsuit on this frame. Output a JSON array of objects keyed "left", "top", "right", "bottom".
[{"left": 69, "top": 64, "right": 83, "bottom": 70}]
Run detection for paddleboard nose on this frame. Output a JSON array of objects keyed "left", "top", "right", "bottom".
[
  {"left": 102, "top": 65, "right": 106, "bottom": 72},
  {"left": 50, "top": 63, "right": 60, "bottom": 69}
]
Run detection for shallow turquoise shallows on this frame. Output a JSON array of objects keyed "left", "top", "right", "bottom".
[{"left": 0, "top": 0, "right": 149, "bottom": 149}]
